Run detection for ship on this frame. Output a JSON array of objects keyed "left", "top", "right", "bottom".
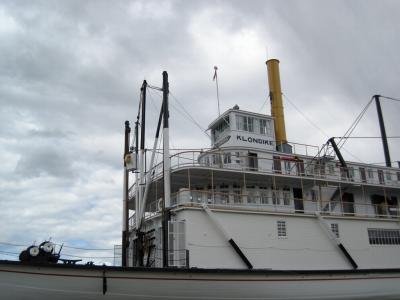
[{"left": 1, "top": 59, "right": 400, "bottom": 299}]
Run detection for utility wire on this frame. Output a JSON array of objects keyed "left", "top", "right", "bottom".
[
  {"left": 169, "top": 92, "right": 211, "bottom": 138},
  {"left": 282, "top": 93, "right": 364, "bottom": 163},
  {"left": 336, "top": 97, "right": 374, "bottom": 150},
  {"left": 0, "top": 241, "right": 113, "bottom": 251},
  {"left": 334, "top": 136, "right": 400, "bottom": 139},
  {"left": 381, "top": 95, "right": 400, "bottom": 102},
  {"left": 283, "top": 93, "right": 330, "bottom": 138}
]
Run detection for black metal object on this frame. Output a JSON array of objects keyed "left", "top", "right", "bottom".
[
  {"left": 228, "top": 239, "right": 253, "bottom": 269},
  {"left": 135, "top": 81, "right": 148, "bottom": 267},
  {"left": 102, "top": 270, "right": 107, "bottom": 295},
  {"left": 338, "top": 243, "right": 358, "bottom": 269},
  {"left": 140, "top": 81, "right": 147, "bottom": 151},
  {"left": 374, "top": 95, "right": 392, "bottom": 167},
  {"left": 19, "top": 241, "right": 60, "bottom": 264},
  {"left": 162, "top": 71, "right": 169, "bottom": 129},
  {"left": 122, "top": 121, "right": 131, "bottom": 267},
  {"left": 328, "top": 137, "right": 349, "bottom": 177},
  {"left": 162, "top": 71, "right": 169, "bottom": 268}
]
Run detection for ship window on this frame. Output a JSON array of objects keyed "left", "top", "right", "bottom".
[
  {"left": 368, "top": 228, "right": 400, "bottom": 245},
  {"left": 331, "top": 223, "right": 339, "bottom": 238},
  {"left": 272, "top": 190, "right": 280, "bottom": 205},
  {"left": 277, "top": 221, "right": 287, "bottom": 238},
  {"left": 359, "top": 167, "right": 366, "bottom": 183},
  {"left": 213, "top": 116, "right": 230, "bottom": 141},
  {"left": 397, "top": 172, "right": 400, "bottom": 181},
  {"left": 223, "top": 152, "right": 231, "bottom": 164},
  {"left": 284, "top": 161, "right": 291, "bottom": 174},
  {"left": 236, "top": 115, "right": 254, "bottom": 132},
  {"left": 260, "top": 191, "right": 269, "bottom": 204},
  {"left": 378, "top": 170, "right": 385, "bottom": 184},
  {"left": 368, "top": 169, "right": 374, "bottom": 179},
  {"left": 283, "top": 187, "right": 291, "bottom": 205},
  {"left": 328, "top": 164, "right": 335, "bottom": 175},
  {"left": 310, "top": 190, "right": 318, "bottom": 202},
  {"left": 386, "top": 172, "right": 392, "bottom": 181},
  {"left": 348, "top": 167, "right": 354, "bottom": 179},
  {"left": 259, "top": 119, "right": 273, "bottom": 136}
]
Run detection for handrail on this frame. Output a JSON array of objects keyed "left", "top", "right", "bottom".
[{"left": 141, "top": 149, "right": 400, "bottom": 188}]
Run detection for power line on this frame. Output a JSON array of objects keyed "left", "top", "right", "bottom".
[
  {"left": 169, "top": 92, "right": 211, "bottom": 138},
  {"left": 334, "top": 136, "right": 400, "bottom": 139},
  {"left": 381, "top": 95, "right": 400, "bottom": 102},
  {"left": 0, "top": 241, "right": 113, "bottom": 251},
  {"left": 283, "top": 93, "right": 330, "bottom": 138}
]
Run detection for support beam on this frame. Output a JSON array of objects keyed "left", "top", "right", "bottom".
[
  {"left": 374, "top": 95, "right": 392, "bottom": 167},
  {"left": 315, "top": 212, "right": 358, "bottom": 269},
  {"left": 162, "top": 71, "right": 170, "bottom": 268},
  {"left": 122, "top": 120, "right": 131, "bottom": 267},
  {"left": 202, "top": 204, "right": 253, "bottom": 269},
  {"left": 328, "top": 137, "right": 349, "bottom": 178}
]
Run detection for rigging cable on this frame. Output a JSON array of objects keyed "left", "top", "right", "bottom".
[
  {"left": 282, "top": 93, "right": 364, "bottom": 163},
  {"left": 169, "top": 92, "right": 211, "bottom": 139},
  {"left": 336, "top": 96, "right": 374, "bottom": 150}
]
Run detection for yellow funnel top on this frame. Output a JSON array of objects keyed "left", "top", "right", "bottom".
[{"left": 266, "top": 59, "right": 287, "bottom": 145}]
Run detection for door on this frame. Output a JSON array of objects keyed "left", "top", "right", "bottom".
[
  {"left": 248, "top": 152, "right": 258, "bottom": 171},
  {"left": 273, "top": 156, "right": 281, "bottom": 174},
  {"left": 342, "top": 192, "right": 355, "bottom": 215},
  {"left": 293, "top": 188, "right": 304, "bottom": 213}
]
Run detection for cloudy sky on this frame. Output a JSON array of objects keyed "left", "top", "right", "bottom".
[{"left": 0, "top": 0, "right": 399, "bottom": 264}]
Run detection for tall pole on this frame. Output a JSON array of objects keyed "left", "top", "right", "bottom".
[
  {"left": 137, "top": 80, "right": 147, "bottom": 266},
  {"left": 162, "top": 71, "right": 170, "bottom": 268},
  {"left": 374, "top": 95, "right": 392, "bottom": 167},
  {"left": 213, "top": 66, "right": 220, "bottom": 116},
  {"left": 122, "top": 120, "right": 131, "bottom": 267}
]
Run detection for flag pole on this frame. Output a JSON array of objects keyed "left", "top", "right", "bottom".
[{"left": 213, "top": 66, "right": 220, "bottom": 116}]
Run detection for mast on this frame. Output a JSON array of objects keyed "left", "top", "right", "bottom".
[
  {"left": 374, "top": 95, "right": 392, "bottom": 167},
  {"left": 162, "top": 71, "right": 170, "bottom": 268},
  {"left": 122, "top": 120, "right": 131, "bottom": 267},
  {"left": 136, "top": 80, "right": 147, "bottom": 266}
]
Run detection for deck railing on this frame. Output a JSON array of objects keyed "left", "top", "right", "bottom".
[
  {"left": 146, "top": 149, "right": 400, "bottom": 188},
  {"left": 165, "top": 189, "right": 400, "bottom": 220}
]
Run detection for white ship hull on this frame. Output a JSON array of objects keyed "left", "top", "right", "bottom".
[{"left": 1, "top": 261, "right": 400, "bottom": 300}]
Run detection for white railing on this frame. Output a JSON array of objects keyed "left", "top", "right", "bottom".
[
  {"left": 147, "top": 149, "right": 400, "bottom": 188},
  {"left": 167, "top": 189, "right": 400, "bottom": 220}
]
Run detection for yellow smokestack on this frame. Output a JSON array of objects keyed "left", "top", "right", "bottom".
[{"left": 266, "top": 59, "right": 287, "bottom": 145}]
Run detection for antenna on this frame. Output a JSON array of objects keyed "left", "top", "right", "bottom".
[{"left": 213, "top": 66, "right": 221, "bottom": 116}]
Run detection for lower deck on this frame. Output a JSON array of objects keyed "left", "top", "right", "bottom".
[{"left": 130, "top": 206, "right": 400, "bottom": 271}]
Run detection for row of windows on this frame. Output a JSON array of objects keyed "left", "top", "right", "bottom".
[
  {"left": 236, "top": 115, "right": 273, "bottom": 136},
  {"left": 276, "top": 221, "right": 340, "bottom": 238},
  {"left": 314, "top": 163, "right": 400, "bottom": 183},
  {"left": 368, "top": 228, "right": 400, "bottom": 245},
  {"left": 276, "top": 222, "right": 400, "bottom": 246}
]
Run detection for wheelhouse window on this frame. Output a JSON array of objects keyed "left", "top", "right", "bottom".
[
  {"left": 212, "top": 116, "right": 230, "bottom": 141},
  {"left": 259, "top": 119, "right": 273, "bottom": 136},
  {"left": 236, "top": 115, "right": 254, "bottom": 132}
]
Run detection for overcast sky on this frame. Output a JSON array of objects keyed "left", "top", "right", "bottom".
[{"left": 0, "top": 0, "right": 399, "bottom": 264}]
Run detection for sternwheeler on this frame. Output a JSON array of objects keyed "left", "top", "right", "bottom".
[{"left": 1, "top": 59, "right": 400, "bottom": 299}]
